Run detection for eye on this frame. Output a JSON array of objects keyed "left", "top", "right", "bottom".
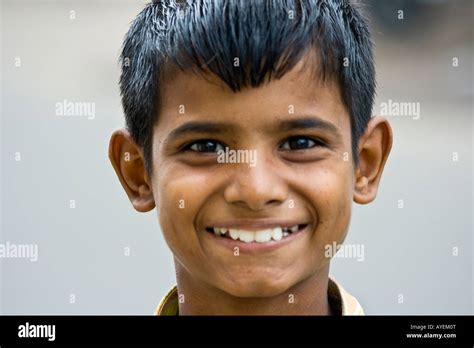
[
  {"left": 185, "top": 139, "right": 225, "bottom": 153},
  {"left": 280, "top": 136, "right": 325, "bottom": 150}
]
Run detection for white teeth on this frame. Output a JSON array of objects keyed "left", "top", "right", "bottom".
[
  {"left": 238, "top": 230, "right": 255, "bottom": 243},
  {"left": 272, "top": 227, "right": 282, "bottom": 241},
  {"left": 210, "top": 225, "right": 298, "bottom": 243},
  {"left": 255, "top": 229, "right": 273, "bottom": 243},
  {"left": 229, "top": 229, "right": 239, "bottom": 240}
]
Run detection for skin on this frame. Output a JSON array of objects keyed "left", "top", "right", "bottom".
[{"left": 109, "top": 56, "right": 393, "bottom": 315}]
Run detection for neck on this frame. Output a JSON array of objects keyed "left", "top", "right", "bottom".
[{"left": 175, "top": 260, "right": 332, "bottom": 315}]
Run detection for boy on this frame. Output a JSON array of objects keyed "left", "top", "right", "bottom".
[{"left": 109, "top": 0, "right": 392, "bottom": 315}]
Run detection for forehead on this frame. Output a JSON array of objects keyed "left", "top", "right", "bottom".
[{"left": 157, "top": 58, "right": 350, "bottom": 133}]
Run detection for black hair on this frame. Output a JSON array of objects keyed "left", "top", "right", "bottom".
[{"left": 120, "top": 0, "right": 375, "bottom": 173}]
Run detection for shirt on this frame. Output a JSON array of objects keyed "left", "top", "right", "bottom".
[{"left": 154, "top": 277, "right": 364, "bottom": 315}]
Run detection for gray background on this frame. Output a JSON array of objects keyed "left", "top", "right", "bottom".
[{"left": 1, "top": 0, "right": 472, "bottom": 314}]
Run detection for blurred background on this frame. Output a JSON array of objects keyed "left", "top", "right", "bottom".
[{"left": 1, "top": 0, "right": 472, "bottom": 314}]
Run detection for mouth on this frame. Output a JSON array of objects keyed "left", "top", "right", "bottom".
[{"left": 205, "top": 224, "right": 308, "bottom": 244}]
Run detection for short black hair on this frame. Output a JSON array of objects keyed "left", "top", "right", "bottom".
[{"left": 120, "top": 0, "right": 375, "bottom": 173}]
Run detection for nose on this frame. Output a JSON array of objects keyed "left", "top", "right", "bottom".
[{"left": 223, "top": 156, "right": 289, "bottom": 211}]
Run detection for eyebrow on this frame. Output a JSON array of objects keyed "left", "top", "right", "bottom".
[
  {"left": 277, "top": 116, "right": 342, "bottom": 141},
  {"left": 166, "top": 121, "right": 236, "bottom": 142}
]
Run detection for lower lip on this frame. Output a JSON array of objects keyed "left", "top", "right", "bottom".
[{"left": 204, "top": 226, "right": 308, "bottom": 253}]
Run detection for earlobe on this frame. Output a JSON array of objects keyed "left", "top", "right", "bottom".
[
  {"left": 108, "top": 129, "right": 156, "bottom": 212},
  {"left": 354, "top": 175, "right": 369, "bottom": 197},
  {"left": 353, "top": 116, "right": 393, "bottom": 204}
]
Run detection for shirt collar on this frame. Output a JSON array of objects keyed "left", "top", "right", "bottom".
[{"left": 155, "top": 277, "right": 364, "bottom": 315}]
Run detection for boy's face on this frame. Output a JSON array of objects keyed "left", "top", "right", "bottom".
[
  {"left": 151, "top": 60, "right": 355, "bottom": 298},
  {"left": 109, "top": 56, "right": 392, "bottom": 299}
]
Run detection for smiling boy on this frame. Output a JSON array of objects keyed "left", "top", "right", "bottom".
[{"left": 109, "top": 0, "right": 392, "bottom": 315}]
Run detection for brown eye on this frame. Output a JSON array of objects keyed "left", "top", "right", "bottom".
[
  {"left": 280, "top": 136, "right": 323, "bottom": 150},
  {"left": 187, "top": 140, "right": 225, "bottom": 153}
]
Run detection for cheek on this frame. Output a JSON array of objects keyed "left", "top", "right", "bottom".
[
  {"left": 305, "top": 162, "right": 353, "bottom": 253},
  {"left": 152, "top": 163, "right": 216, "bottom": 262}
]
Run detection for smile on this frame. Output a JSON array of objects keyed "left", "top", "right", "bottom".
[{"left": 205, "top": 224, "right": 307, "bottom": 244}]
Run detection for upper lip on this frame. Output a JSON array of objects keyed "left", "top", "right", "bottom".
[{"left": 205, "top": 219, "right": 309, "bottom": 231}]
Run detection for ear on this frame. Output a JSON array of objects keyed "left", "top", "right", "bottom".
[
  {"left": 353, "top": 116, "right": 393, "bottom": 204},
  {"left": 108, "top": 129, "right": 155, "bottom": 212}
]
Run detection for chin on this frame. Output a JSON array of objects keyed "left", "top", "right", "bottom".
[{"left": 218, "top": 273, "right": 296, "bottom": 298}]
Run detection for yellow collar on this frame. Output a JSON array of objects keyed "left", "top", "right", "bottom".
[{"left": 155, "top": 277, "right": 364, "bottom": 315}]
